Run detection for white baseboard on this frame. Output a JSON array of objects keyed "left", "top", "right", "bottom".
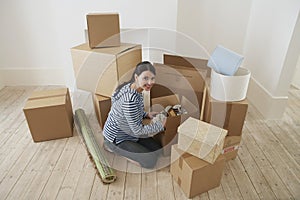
[
  {"left": 0, "top": 68, "right": 67, "bottom": 86},
  {"left": 247, "top": 77, "right": 288, "bottom": 119}
]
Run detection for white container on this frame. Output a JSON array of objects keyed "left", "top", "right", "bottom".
[{"left": 210, "top": 68, "right": 251, "bottom": 101}]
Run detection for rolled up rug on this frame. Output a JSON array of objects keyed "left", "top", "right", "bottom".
[{"left": 74, "top": 108, "right": 116, "bottom": 184}]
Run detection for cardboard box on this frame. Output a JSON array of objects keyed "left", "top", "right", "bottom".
[
  {"left": 151, "top": 94, "right": 181, "bottom": 155},
  {"left": 153, "top": 63, "right": 205, "bottom": 118},
  {"left": 23, "top": 88, "right": 73, "bottom": 142},
  {"left": 151, "top": 94, "right": 197, "bottom": 156},
  {"left": 71, "top": 43, "right": 142, "bottom": 97},
  {"left": 93, "top": 94, "right": 111, "bottom": 129},
  {"left": 163, "top": 54, "right": 211, "bottom": 78},
  {"left": 203, "top": 86, "right": 248, "bottom": 136},
  {"left": 170, "top": 145, "right": 226, "bottom": 198},
  {"left": 86, "top": 13, "right": 120, "bottom": 48},
  {"left": 178, "top": 117, "right": 227, "bottom": 164},
  {"left": 222, "top": 136, "right": 241, "bottom": 161}
]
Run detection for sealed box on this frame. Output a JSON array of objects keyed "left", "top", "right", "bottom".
[
  {"left": 71, "top": 43, "right": 142, "bottom": 97},
  {"left": 23, "top": 88, "right": 73, "bottom": 142},
  {"left": 222, "top": 136, "right": 241, "bottom": 161},
  {"left": 203, "top": 85, "right": 248, "bottom": 136},
  {"left": 170, "top": 145, "right": 226, "bottom": 198},
  {"left": 178, "top": 117, "right": 227, "bottom": 164},
  {"left": 86, "top": 13, "right": 120, "bottom": 48},
  {"left": 93, "top": 94, "right": 111, "bottom": 129}
]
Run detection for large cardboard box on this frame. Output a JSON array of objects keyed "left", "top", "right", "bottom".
[
  {"left": 170, "top": 145, "right": 226, "bottom": 198},
  {"left": 71, "top": 43, "right": 142, "bottom": 97},
  {"left": 203, "top": 86, "right": 248, "bottom": 136},
  {"left": 93, "top": 94, "right": 111, "bottom": 129},
  {"left": 23, "top": 88, "right": 73, "bottom": 142},
  {"left": 150, "top": 93, "right": 198, "bottom": 154},
  {"left": 86, "top": 13, "right": 120, "bottom": 48},
  {"left": 222, "top": 136, "right": 241, "bottom": 161},
  {"left": 153, "top": 63, "right": 205, "bottom": 118},
  {"left": 178, "top": 117, "right": 227, "bottom": 164}
]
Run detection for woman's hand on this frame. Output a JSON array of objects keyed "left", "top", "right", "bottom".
[{"left": 147, "top": 111, "right": 159, "bottom": 119}]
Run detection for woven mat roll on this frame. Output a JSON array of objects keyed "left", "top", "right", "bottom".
[{"left": 74, "top": 109, "right": 116, "bottom": 184}]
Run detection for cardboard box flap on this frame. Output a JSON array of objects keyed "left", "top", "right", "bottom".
[
  {"left": 24, "top": 96, "right": 66, "bottom": 110},
  {"left": 151, "top": 94, "right": 180, "bottom": 109},
  {"left": 28, "top": 88, "right": 68, "bottom": 100},
  {"left": 223, "top": 136, "right": 241, "bottom": 148}
]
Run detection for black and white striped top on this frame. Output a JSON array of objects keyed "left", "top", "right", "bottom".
[{"left": 103, "top": 83, "right": 164, "bottom": 144}]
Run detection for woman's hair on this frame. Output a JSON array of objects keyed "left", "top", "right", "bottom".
[{"left": 113, "top": 61, "right": 156, "bottom": 97}]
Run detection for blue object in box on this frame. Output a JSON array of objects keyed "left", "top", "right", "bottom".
[{"left": 207, "top": 45, "right": 244, "bottom": 76}]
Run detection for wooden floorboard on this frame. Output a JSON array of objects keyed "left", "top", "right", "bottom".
[{"left": 0, "top": 85, "right": 299, "bottom": 200}]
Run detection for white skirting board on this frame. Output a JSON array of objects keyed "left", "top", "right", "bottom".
[
  {"left": 247, "top": 77, "right": 288, "bottom": 119},
  {"left": 0, "top": 68, "right": 68, "bottom": 87}
]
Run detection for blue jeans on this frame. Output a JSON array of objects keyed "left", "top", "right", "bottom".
[{"left": 104, "top": 137, "right": 162, "bottom": 169}]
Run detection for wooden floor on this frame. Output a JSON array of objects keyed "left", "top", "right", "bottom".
[{"left": 0, "top": 85, "right": 299, "bottom": 200}]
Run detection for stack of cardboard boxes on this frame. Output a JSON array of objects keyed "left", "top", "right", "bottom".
[{"left": 70, "top": 13, "right": 143, "bottom": 128}]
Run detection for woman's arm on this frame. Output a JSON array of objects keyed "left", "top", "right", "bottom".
[{"left": 122, "top": 100, "right": 164, "bottom": 138}]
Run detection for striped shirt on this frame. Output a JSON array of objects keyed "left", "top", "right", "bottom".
[{"left": 103, "top": 83, "right": 164, "bottom": 144}]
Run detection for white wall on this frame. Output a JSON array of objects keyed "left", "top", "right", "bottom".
[
  {"left": 177, "top": 0, "right": 252, "bottom": 55},
  {"left": 291, "top": 54, "right": 300, "bottom": 89},
  {"left": 177, "top": 0, "right": 300, "bottom": 119},
  {"left": 244, "top": 0, "right": 300, "bottom": 118},
  {"left": 0, "top": 0, "right": 178, "bottom": 89}
]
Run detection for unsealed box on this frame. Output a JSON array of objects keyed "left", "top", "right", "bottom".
[
  {"left": 154, "top": 63, "right": 205, "bottom": 118},
  {"left": 151, "top": 94, "right": 197, "bottom": 156},
  {"left": 71, "top": 43, "right": 142, "bottom": 97},
  {"left": 170, "top": 145, "right": 226, "bottom": 198},
  {"left": 178, "top": 117, "right": 227, "bottom": 164},
  {"left": 86, "top": 13, "right": 120, "bottom": 48},
  {"left": 93, "top": 94, "right": 111, "bottom": 129},
  {"left": 23, "top": 88, "right": 73, "bottom": 142}
]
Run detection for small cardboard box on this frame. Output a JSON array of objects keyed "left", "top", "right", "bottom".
[
  {"left": 93, "top": 94, "right": 111, "bottom": 129},
  {"left": 203, "top": 85, "right": 248, "bottom": 136},
  {"left": 222, "top": 136, "right": 241, "bottom": 161},
  {"left": 86, "top": 13, "right": 120, "bottom": 48},
  {"left": 23, "top": 88, "right": 73, "bottom": 142},
  {"left": 170, "top": 145, "right": 226, "bottom": 198},
  {"left": 178, "top": 117, "right": 227, "bottom": 164},
  {"left": 71, "top": 43, "right": 142, "bottom": 97}
]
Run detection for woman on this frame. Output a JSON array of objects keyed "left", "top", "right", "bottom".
[{"left": 103, "top": 61, "right": 166, "bottom": 169}]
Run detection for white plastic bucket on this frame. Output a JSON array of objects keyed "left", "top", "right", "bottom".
[{"left": 210, "top": 67, "right": 251, "bottom": 101}]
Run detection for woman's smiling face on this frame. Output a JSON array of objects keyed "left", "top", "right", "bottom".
[{"left": 135, "top": 70, "right": 156, "bottom": 91}]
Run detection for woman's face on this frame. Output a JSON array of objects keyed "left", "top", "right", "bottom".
[{"left": 135, "top": 70, "right": 155, "bottom": 91}]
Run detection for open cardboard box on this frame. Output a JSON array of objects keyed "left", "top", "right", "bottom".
[{"left": 150, "top": 92, "right": 198, "bottom": 156}]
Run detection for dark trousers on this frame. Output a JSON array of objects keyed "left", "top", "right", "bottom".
[{"left": 104, "top": 137, "right": 162, "bottom": 169}]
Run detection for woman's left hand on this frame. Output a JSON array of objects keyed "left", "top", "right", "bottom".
[{"left": 147, "top": 112, "right": 159, "bottom": 119}]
